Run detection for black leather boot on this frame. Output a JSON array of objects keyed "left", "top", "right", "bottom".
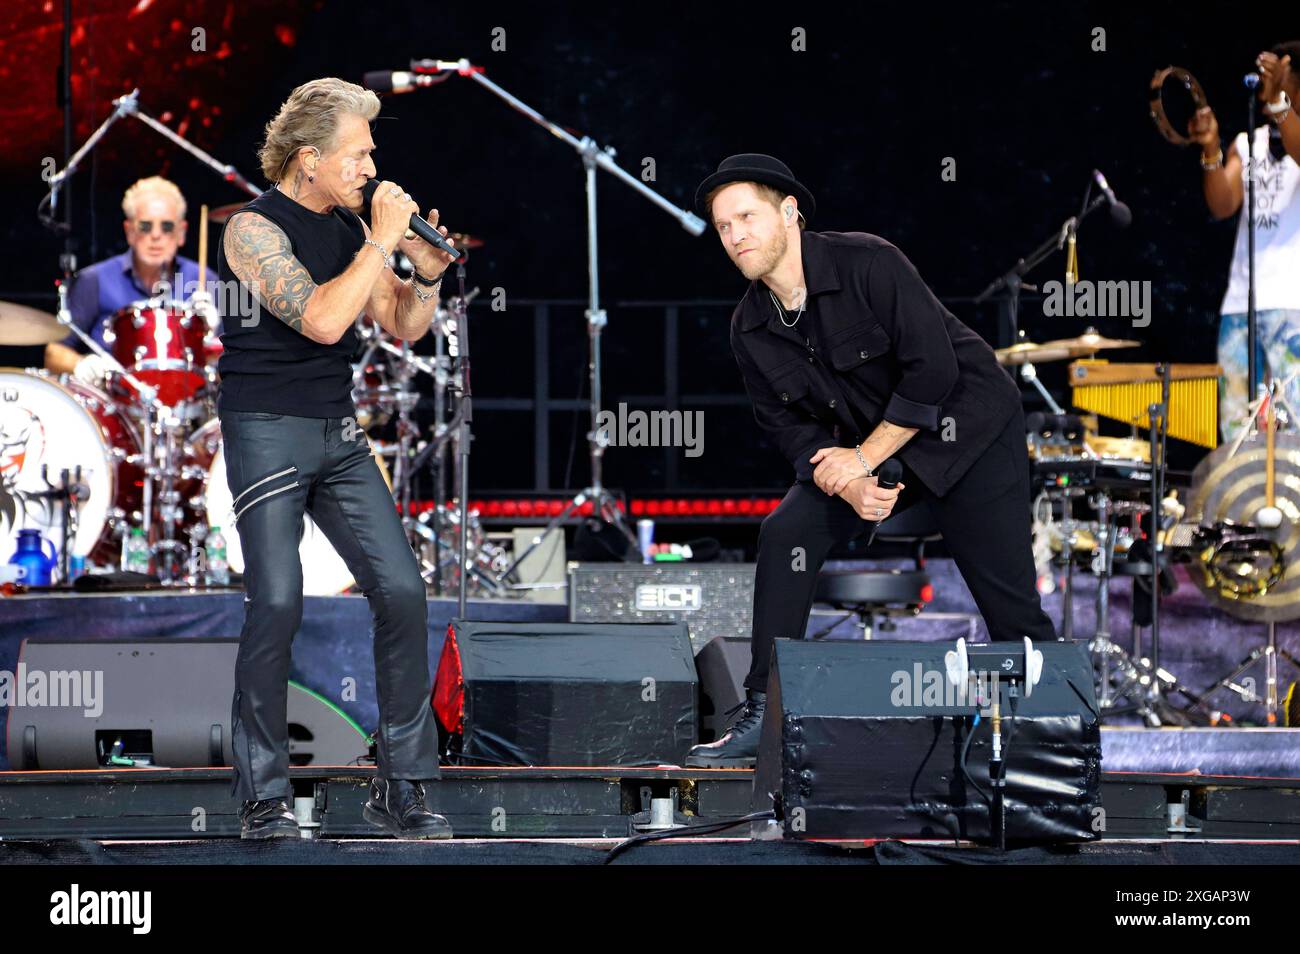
[
  {"left": 685, "top": 690, "right": 766, "bottom": 768},
  {"left": 362, "top": 778, "right": 454, "bottom": 840},
  {"left": 240, "top": 797, "right": 300, "bottom": 839}
]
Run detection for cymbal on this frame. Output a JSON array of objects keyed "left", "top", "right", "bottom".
[
  {"left": 1038, "top": 329, "right": 1141, "bottom": 355},
  {"left": 996, "top": 330, "right": 1140, "bottom": 366},
  {"left": 447, "top": 232, "right": 485, "bottom": 250},
  {"left": 0, "top": 301, "right": 65, "bottom": 345},
  {"left": 995, "top": 341, "right": 1075, "bottom": 366}
]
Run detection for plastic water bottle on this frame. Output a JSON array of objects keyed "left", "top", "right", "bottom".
[
  {"left": 205, "top": 526, "right": 229, "bottom": 585},
  {"left": 125, "top": 528, "right": 151, "bottom": 574}
]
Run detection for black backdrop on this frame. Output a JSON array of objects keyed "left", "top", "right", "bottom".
[{"left": 0, "top": 1, "right": 1282, "bottom": 492}]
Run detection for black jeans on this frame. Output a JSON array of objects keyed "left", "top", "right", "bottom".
[
  {"left": 746, "top": 407, "right": 1056, "bottom": 691},
  {"left": 219, "top": 410, "right": 439, "bottom": 801}
]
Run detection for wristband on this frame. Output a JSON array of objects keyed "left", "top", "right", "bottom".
[{"left": 411, "top": 269, "right": 441, "bottom": 287}]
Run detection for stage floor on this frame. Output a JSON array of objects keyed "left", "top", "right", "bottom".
[
  {"left": 1, "top": 763, "right": 1298, "bottom": 846},
  {"left": 4, "top": 836, "right": 1300, "bottom": 866}
]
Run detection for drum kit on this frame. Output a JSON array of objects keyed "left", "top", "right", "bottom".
[
  {"left": 0, "top": 231, "right": 508, "bottom": 597},
  {"left": 1003, "top": 327, "right": 1300, "bottom": 725}
]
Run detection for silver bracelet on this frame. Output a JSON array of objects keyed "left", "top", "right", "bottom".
[
  {"left": 363, "top": 238, "right": 392, "bottom": 266},
  {"left": 854, "top": 445, "right": 875, "bottom": 477},
  {"left": 409, "top": 278, "right": 436, "bottom": 303}
]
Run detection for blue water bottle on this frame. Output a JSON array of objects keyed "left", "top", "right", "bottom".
[{"left": 8, "top": 528, "right": 58, "bottom": 586}]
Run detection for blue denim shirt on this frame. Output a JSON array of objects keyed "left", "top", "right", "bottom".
[{"left": 63, "top": 250, "right": 207, "bottom": 353}]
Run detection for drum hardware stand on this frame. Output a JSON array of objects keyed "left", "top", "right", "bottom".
[
  {"left": 1050, "top": 484, "right": 1088, "bottom": 640},
  {"left": 146, "top": 408, "right": 193, "bottom": 583},
  {"left": 1181, "top": 383, "right": 1300, "bottom": 723},
  {"left": 409, "top": 60, "right": 707, "bottom": 577},
  {"left": 431, "top": 311, "right": 451, "bottom": 594},
  {"left": 1019, "top": 361, "right": 1067, "bottom": 415},
  {"left": 35, "top": 465, "right": 86, "bottom": 583},
  {"left": 425, "top": 287, "right": 483, "bottom": 596},
  {"left": 1184, "top": 623, "right": 1300, "bottom": 723},
  {"left": 1117, "top": 363, "right": 1204, "bottom": 724},
  {"left": 1088, "top": 491, "right": 1119, "bottom": 705},
  {"left": 1082, "top": 490, "right": 1193, "bottom": 722},
  {"left": 53, "top": 283, "right": 171, "bottom": 573}
]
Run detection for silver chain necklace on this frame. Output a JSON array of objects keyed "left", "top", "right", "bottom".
[{"left": 769, "top": 289, "right": 805, "bottom": 328}]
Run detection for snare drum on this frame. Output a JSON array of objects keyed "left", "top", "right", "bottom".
[
  {"left": 107, "top": 300, "right": 212, "bottom": 405},
  {"left": 0, "top": 369, "right": 142, "bottom": 567}
]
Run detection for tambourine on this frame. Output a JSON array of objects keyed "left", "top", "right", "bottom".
[
  {"left": 1200, "top": 532, "right": 1287, "bottom": 601},
  {"left": 1149, "top": 66, "right": 1207, "bottom": 146}
]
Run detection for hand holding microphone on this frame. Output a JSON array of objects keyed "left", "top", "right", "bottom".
[
  {"left": 361, "top": 179, "right": 460, "bottom": 266},
  {"left": 865, "top": 459, "right": 904, "bottom": 546}
]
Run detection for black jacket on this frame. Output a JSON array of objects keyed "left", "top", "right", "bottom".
[{"left": 730, "top": 230, "right": 1020, "bottom": 496}]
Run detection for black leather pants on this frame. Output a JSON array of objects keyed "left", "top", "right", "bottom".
[
  {"left": 219, "top": 410, "right": 439, "bottom": 801},
  {"left": 745, "top": 407, "right": 1058, "bottom": 691}
]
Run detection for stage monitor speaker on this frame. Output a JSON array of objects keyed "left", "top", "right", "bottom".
[
  {"left": 6, "top": 639, "right": 369, "bottom": 770},
  {"left": 752, "top": 639, "right": 1102, "bottom": 844},
  {"left": 568, "top": 562, "right": 755, "bottom": 653},
  {"left": 433, "top": 619, "right": 698, "bottom": 766}
]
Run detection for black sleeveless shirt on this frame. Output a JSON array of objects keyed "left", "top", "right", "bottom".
[{"left": 216, "top": 188, "right": 363, "bottom": 417}]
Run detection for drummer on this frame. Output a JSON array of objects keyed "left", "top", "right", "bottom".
[{"left": 44, "top": 176, "right": 213, "bottom": 387}]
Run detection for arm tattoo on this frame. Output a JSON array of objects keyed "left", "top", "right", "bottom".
[{"left": 224, "top": 213, "right": 317, "bottom": 334}]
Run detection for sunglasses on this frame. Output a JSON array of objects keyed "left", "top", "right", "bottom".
[{"left": 135, "top": 220, "right": 177, "bottom": 235}]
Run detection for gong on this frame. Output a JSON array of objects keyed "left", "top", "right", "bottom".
[{"left": 1189, "top": 433, "right": 1300, "bottom": 622}]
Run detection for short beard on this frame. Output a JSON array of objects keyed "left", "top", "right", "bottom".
[{"left": 738, "top": 227, "right": 788, "bottom": 281}]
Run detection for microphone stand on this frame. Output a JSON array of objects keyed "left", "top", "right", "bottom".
[
  {"left": 40, "top": 89, "right": 260, "bottom": 280},
  {"left": 1244, "top": 75, "right": 1260, "bottom": 406},
  {"left": 408, "top": 60, "right": 707, "bottom": 577},
  {"left": 56, "top": 0, "right": 74, "bottom": 277},
  {"left": 974, "top": 188, "right": 1115, "bottom": 349}
]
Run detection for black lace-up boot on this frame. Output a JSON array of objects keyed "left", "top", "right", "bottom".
[
  {"left": 685, "top": 690, "right": 767, "bottom": 768},
  {"left": 240, "top": 797, "right": 300, "bottom": 839},
  {"left": 362, "top": 778, "right": 454, "bottom": 840}
]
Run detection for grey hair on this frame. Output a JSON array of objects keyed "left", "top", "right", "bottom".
[
  {"left": 121, "top": 176, "right": 186, "bottom": 220},
  {"left": 258, "top": 77, "right": 380, "bottom": 183}
]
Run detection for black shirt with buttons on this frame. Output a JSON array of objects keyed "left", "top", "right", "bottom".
[{"left": 730, "top": 230, "right": 1021, "bottom": 496}]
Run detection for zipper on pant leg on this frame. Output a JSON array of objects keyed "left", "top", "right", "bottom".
[
  {"left": 232, "top": 466, "right": 298, "bottom": 510},
  {"left": 232, "top": 480, "right": 300, "bottom": 525}
]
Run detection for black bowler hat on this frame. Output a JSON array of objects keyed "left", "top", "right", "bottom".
[{"left": 694, "top": 153, "right": 816, "bottom": 222}]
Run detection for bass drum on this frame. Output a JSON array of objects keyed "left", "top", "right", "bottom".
[
  {"left": 0, "top": 369, "right": 142, "bottom": 567},
  {"left": 186, "top": 419, "right": 392, "bottom": 596}
]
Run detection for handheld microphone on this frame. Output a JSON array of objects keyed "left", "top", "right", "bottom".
[
  {"left": 1091, "top": 169, "right": 1133, "bottom": 228},
  {"left": 1244, "top": 72, "right": 1261, "bottom": 90},
  {"left": 361, "top": 179, "right": 461, "bottom": 260},
  {"left": 865, "top": 458, "right": 904, "bottom": 547}
]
